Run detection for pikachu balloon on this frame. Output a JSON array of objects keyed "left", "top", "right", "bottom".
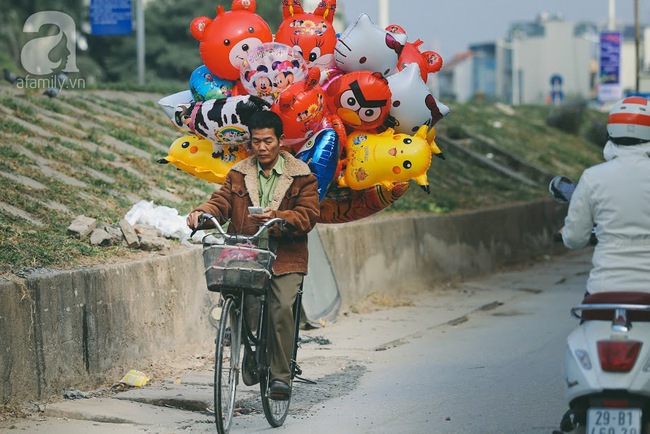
[
  {"left": 158, "top": 135, "right": 249, "bottom": 184},
  {"left": 337, "top": 125, "right": 444, "bottom": 193}
]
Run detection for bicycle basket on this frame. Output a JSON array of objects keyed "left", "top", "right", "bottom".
[{"left": 202, "top": 236, "right": 276, "bottom": 294}]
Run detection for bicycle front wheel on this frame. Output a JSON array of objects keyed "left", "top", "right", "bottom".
[
  {"left": 260, "top": 368, "right": 291, "bottom": 427},
  {"left": 214, "top": 297, "right": 243, "bottom": 434}
]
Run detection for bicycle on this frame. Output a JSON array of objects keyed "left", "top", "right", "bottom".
[{"left": 193, "top": 213, "right": 308, "bottom": 433}]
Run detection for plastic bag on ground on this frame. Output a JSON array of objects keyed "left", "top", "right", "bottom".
[
  {"left": 120, "top": 369, "right": 150, "bottom": 387},
  {"left": 124, "top": 200, "right": 204, "bottom": 242}
]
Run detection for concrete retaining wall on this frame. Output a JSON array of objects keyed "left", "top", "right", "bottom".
[
  {"left": 0, "top": 250, "right": 215, "bottom": 404},
  {"left": 0, "top": 198, "right": 565, "bottom": 404},
  {"left": 319, "top": 199, "right": 564, "bottom": 306}
]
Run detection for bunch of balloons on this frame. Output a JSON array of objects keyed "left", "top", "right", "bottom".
[{"left": 158, "top": 0, "right": 449, "bottom": 224}]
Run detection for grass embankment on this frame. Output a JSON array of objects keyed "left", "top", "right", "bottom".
[{"left": 0, "top": 83, "right": 606, "bottom": 275}]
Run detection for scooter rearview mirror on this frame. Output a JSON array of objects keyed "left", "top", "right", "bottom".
[{"left": 548, "top": 175, "right": 575, "bottom": 204}]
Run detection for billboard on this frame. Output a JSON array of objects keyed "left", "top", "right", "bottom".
[
  {"left": 598, "top": 31, "right": 623, "bottom": 102},
  {"left": 90, "top": 0, "right": 132, "bottom": 36}
]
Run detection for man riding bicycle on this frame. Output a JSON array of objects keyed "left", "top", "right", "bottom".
[{"left": 187, "top": 110, "right": 320, "bottom": 400}]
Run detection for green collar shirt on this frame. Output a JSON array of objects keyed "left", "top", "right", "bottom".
[{"left": 256, "top": 155, "right": 285, "bottom": 208}]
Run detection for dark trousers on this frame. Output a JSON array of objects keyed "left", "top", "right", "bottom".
[{"left": 246, "top": 273, "right": 302, "bottom": 383}]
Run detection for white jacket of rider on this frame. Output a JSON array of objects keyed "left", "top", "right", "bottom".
[{"left": 563, "top": 140, "right": 650, "bottom": 294}]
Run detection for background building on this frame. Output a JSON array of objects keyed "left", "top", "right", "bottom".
[{"left": 438, "top": 12, "right": 649, "bottom": 106}]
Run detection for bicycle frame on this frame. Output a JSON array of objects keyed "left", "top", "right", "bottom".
[
  {"left": 239, "top": 281, "right": 304, "bottom": 383},
  {"left": 196, "top": 213, "right": 305, "bottom": 431}
]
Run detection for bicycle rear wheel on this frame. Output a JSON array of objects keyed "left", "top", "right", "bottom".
[
  {"left": 260, "top": 367, "right": 291, "bottom": 427},
  {"left": 214, "top": 297, "right": 243, "bottom": 434}
]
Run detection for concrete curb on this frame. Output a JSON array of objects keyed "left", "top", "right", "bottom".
[{"left": 0, "top": 198, "right": 565, "bottom": 404}]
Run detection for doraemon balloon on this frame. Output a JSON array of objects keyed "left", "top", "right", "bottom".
[{"left": 189, "top": 65, "right": 236, "bottom": 102}]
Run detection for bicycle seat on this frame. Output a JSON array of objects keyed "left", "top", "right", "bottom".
[{"left": 581, "top": 291, "right": 650, "bottom": 321}]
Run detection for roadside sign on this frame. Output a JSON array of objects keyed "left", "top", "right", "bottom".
[
  {"left": 90, "top": 0, "right": 132, "bottom": 36},
  {"left": 598, "top": 31, "right": 623, "bottom": 102}
]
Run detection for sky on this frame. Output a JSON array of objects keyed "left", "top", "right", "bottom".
[{"left": 338, "top": 0, "right": 647, "bottom": 62}]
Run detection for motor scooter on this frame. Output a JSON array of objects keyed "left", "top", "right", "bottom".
[{"left": 550, "top": 175, "right": 650, "bottom": 434}]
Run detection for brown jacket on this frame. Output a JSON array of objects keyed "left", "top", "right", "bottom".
[{"left": 193, "top": 151, "right": 320, "bottom": 275}]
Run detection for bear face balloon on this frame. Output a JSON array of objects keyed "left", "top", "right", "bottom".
[
  {"left": 386, "top": 63, "right": 449, "bottom": 134},
  {"left": 337, "top": 125, "right": 443, "bottom": 193},
  {"left": 275, "top": 0, "right": 338, "bottom": 75},
  {"left": 334, "top": 13, "right": 406, "bottom": 76},
  {"left": 190, "top": 0, "right": 273, "bottom": 81}
]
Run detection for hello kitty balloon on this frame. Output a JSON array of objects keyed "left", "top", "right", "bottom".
[
  {"left": 334, "top": 13, "right": 406, "bottom": 77},
  {"left": 386, "top": 63, "right": 449, "bottom": 134}
]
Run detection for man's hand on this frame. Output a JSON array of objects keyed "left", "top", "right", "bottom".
[
  {"left": 186, "top": 210, "right": 203, "bottom": 229},
  {"left": 249, "top": 207, "right": 273, "bottom": 225}
]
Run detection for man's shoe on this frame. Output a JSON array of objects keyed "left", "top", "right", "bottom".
[
  {"left": 241, "top": 350, "right": 259, "bottom": 386},
  {"left": 269, "top": 378, "right": 291, "bottom": 401}
]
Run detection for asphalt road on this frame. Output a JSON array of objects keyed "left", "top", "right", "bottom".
[{"left": 0, "top": 249, "right": 593, "bottom": 434}]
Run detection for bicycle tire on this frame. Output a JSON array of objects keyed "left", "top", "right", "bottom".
[
  {"left": 260, "top": 367, "right": 291, "bottom": 427},
  {"left": 214, "top": 297, "right": 243, "bottom": 434}
]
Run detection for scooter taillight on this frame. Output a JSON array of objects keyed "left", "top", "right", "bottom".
[{"left": 597, "top": 340, "right": 643, "bottom": 372}]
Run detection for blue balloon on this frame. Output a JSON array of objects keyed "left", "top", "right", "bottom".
[
  {"left": 189, "top": 65, "right": 236, "bottom": 102},
  {"left": 296, "top": 128, "right": 340, "bottom": 202}
]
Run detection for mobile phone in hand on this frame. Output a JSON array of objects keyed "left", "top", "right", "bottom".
[{"left": 248, "top": 206, "right": 264, "bottom": 215}]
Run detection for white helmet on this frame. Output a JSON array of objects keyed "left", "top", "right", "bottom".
[{"left": 607, "top": 96, "right": 650, "bottom": 144}]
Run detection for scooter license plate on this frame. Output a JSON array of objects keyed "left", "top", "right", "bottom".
[{"left": 587, "top": 408, "right": 642, "bottom": 434}]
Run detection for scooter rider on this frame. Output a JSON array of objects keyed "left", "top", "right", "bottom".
[{"left": 562, "top": 96, "right": 650, "bottom": 297}]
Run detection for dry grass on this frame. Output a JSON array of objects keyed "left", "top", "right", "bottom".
[{"left": 0, "top": 82, "right": 604, "bottom": 275}]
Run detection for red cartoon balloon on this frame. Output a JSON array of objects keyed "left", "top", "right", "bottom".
[
  {"left": 275, "top": 0, "right": 338, "bottom": 79},
  {"left": 397, "top": 40, "right": 443, "bottom": 81},
  {"left": 385, "top": 25, "right": 443, "bottom": 81},
  {"left": 190, "top": 0, "right": 273, "bottom": 81},
  {"left": 271, "top": 68, "right": 326, "bottom": 150},
  {"left": 324, "top": 70, "right": 392, "bottom": 131}
]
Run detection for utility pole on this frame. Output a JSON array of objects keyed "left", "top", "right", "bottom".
[
  {"left": 136, "top": 0, "right": 145, "bottom": 85},
  {"left": 608, "top": 0, "right": 616, "bottom": 30},
  {"left": 378, "top": 0, "right": 389, "bottom": 28},
  {"left": 635, "top": 0, "right": 640, "bottom": 93}
]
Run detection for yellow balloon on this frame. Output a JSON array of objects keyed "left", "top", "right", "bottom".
[
  {"left": 337, "top": 125, "right": 443, "bottom": 193},
  {"left": 159, "top": 135, "right": 249, "bottom": 184}
]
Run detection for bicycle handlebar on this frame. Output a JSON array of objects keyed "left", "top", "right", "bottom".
[{"left": 190, "top": 213, "right": 286, "bottom": 240}]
